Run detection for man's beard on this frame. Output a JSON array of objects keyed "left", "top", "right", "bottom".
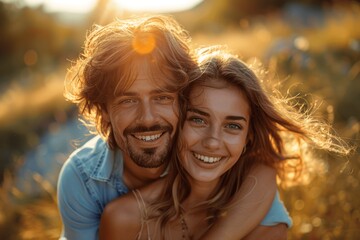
[{"left": 124, "top": 124, "right": 174, "bottom": 168}]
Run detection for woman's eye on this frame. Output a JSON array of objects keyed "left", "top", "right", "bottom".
[
  {"left": 226, "top": 123, "right": 242, "bottom": 130},
  {"left": 190, "top": 117, "right": 205, "bottom": 125}
]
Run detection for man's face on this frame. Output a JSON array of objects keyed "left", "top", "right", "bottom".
[{"left": 106, "top": 66, "right": 179, "bottom": 168}]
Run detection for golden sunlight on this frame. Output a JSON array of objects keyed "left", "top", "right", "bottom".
[
  {"left": 132, "top": 32, "right": 156, "bottom": 54},
  {"left": 23, "top": 0, "right": 97, "bottom": 13},
  {"left": 22, "top": 0, "right": 202, "bottom": 13},
  {"left": 114, "top": 0, "right": 203, "bottom": 13}
]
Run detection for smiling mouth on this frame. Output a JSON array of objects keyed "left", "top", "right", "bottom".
[
  {"left": 193, "top": 152, "right": 222, "bottom": 164},
  {"left": 132, "top": 132, "right": 163, "bottom": 142}
]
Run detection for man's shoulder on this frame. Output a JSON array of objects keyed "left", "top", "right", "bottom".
[
  {"left": 66, "top": 135, "right": 108, "bottom": 162},
  {"left": 72, "top": 135, "right": 107, "bottom": 155},
  {"left": 58, "top": 135, "right": 128, "bottom": 212},
  {"left": 62, "top": 136, "right": 111, "bottom": 175},
  {"left": 61, "top": 135, "right": 127, "bottom": 186}
]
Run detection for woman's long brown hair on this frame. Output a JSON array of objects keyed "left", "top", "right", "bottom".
[{"left": 147, "top": 46, "right": 351, "bottom": 239}]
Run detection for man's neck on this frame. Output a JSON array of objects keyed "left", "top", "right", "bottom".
[{"left": 122, "top": 155, "right": 166, "bottom": 190}]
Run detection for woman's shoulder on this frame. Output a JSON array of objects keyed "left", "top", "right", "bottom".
[
  {"left": 249, "top": 163, "right": 276, "bottom": 178},
  {"left": 99, "top": 178, "right": 168, "bottom": 239},
  {"left": 100, "top": 190, "right": 143, "bottom": 239},
  {"left": 102, "top": 191, "right": 140, "bottom": 224},
  {"left": 99, "top": 189, "right": 148, "bottom": 240}
]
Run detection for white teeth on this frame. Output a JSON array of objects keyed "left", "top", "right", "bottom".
[
  {"left": 194, "top": 153, "right": 221, "bottom": 163},
  {"left": 135, "top": 133, "right": 162, "bottom": 142}
]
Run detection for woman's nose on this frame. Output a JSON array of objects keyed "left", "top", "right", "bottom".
[{"left": 202, "top": 127, "right": 221, "bottom": 150}]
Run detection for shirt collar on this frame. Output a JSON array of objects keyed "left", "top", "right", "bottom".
[{"left": 88, "top": 137, "right": 124, "bottom": 182}]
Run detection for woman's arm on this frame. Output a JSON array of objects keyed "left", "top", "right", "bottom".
[
  {"left": 200, "top": 164, "right": 278, "bottom": 240},
  {"left": 243, "top": 224, "right": 288, "bottom": 240}
]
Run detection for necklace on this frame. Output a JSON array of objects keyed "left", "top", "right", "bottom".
[{"left": 179, "top": 211, "right": 190, "bottom": 240}]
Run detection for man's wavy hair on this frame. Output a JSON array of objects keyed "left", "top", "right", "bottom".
[{"left": 65, "top": 15, "right": 196, "bottom": 149}]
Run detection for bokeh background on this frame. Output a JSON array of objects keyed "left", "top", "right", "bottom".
[{"left": 0, "top": 0, "right": 359, "bottom": 239}]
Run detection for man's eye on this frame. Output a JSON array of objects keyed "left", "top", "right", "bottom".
[
  {"left": 155, "top": 95, "right": 173, "bottom": 102},
  {"left": 120, "top": 99, "right": 137, "bottom": 104}
]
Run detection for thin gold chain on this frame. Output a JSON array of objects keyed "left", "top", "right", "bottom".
[{"left": 179, "top": 211, "right": 191, "bottom": 240}]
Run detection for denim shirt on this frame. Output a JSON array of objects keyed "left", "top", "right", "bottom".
[{"left": 57, "top": 136, "right": 291, "bottom": 240}]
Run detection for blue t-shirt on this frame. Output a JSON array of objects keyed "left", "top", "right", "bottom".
[{"left": 57, "top": 136, "right": 291, "bottom": 240}]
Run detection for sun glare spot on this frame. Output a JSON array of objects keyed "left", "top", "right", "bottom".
[{"left": 132, "top": 32, "right": 156, "bottom": 54}]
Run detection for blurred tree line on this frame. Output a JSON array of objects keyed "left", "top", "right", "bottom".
[
  {"left": 0, "top": 1, "right": 87, "bottom": 183},
  {"left": 0, "top": 2, "right": 84, "bottom": 84},
  {"left": 173, "top": 0, "right": 359, "bottom": 31}
]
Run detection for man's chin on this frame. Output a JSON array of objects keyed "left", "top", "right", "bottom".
[
  {"left": 128, "top": 147, "right": 169, "bottom": 168},
  {"left": 126, "top": 135, "right": 172, "bottom": 164},
  {"left": 135, "top": 162, "right": 165, "bottom": 169}
]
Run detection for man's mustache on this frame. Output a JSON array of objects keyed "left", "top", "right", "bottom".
[{"left": 124, "top": 124, "right": 173, "bottom": 135}]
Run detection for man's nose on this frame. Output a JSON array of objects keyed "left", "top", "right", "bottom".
[{"left": 138, "top": 101, "right": 157, "bottom": 126}]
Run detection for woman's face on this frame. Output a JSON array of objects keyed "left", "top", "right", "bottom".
[{"left": 179, "top": 80, "right": 250, "bottom": 184}]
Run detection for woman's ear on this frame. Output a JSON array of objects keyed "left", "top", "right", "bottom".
[
  {"left": 246, "top": 126, "right": 254, "bottom": 145},
  {"left": 242, "top": 130, "right": 253, "bottom": 156}
]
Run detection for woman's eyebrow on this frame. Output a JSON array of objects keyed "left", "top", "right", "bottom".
[
  {"left": 187, "top": 108, "right": 209, "bottom": 117},
  {"left": 188, "top": 108, "right": 247, "bottom": 122},
  {"left": 226, "top": 116, "right": 247, "bottom": 122}
]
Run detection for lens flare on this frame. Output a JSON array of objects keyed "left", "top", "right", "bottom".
[{"left": 132, "top": 32, "right": 156, "bottom": 54}]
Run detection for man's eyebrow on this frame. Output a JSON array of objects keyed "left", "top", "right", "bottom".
[
  {"left": 119, "top": 92, "right": 138, "bottom": 97},
  {"left": 151, "top": 89, "right": 176, "bottom": 94},
  {"left": 187, "top": 108, "right": 210, "bottom": 117},
  {"left": 120, "top": 89, "right": 176, "bottom": 95}
]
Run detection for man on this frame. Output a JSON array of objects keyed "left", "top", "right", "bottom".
[{"left": 58, "top": 15, "right": 290, "bottom": 240}]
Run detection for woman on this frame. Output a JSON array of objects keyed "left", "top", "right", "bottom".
[{"left": 100, "top": 47, "right": 349, "bottom": 239}]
